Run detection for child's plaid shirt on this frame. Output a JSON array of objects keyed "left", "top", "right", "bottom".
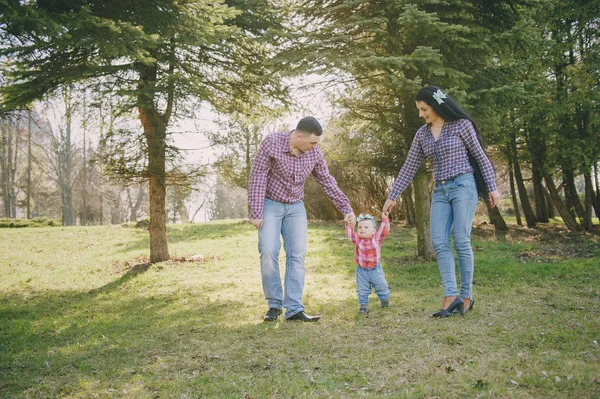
[{"left": 345, "top": 218, "right": 390, "bottom": 269}]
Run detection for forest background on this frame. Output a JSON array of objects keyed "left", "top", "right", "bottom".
[{"left": 1, "top": 0, "right": 599, "bottom": 262}]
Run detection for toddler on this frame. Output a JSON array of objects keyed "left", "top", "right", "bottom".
[{"left": 345, "top": 212, "right": 391, "bottom": 313}]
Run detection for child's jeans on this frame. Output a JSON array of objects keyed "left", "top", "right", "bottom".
[{"left": 356, "top": 263, "right": 390, "bottom": 305}]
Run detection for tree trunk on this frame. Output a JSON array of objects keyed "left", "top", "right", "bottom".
[
  {"left": 508, "top": 162, "right": 522, "bottom": 226},
  {"left": 138, "top": 63, "right": 171, "bottom": 263},
  {"left": 594, "top": 163, "right": 600, "bottom": 206},
  {"left": 485, "top": 201, "right": 508, "bottom": 231},
  {"left": 128, "top": 185, "right": 145, "bottom": 222},
  {"left": 584, "top": 173, "right": 597, "bottom": 227},
  {"left": 141, "top": 111, "right": 169, "bottom": 262},
  {"left": 401, "top": 183, "right": 416, "bottom": 227},
  {"left": 544, "top": 173, "right": 582, "bottom": 232},
  {"left": 81, "top": 113, "right": 88, "bottom": 226},
  {"left": 586, "top": 171, "right": 600, "bottom": 219},
  {"left": 545, "top": 186, "right": 556, "bottom": 219},
  {"left": 532, "top": 163, "right": 549, "bottom": 223},
  {"left": 413, "top": 167, "right": 435, "bottom": 260},
  {"left": 563, "top": 168, "right": 584, "bottom": 221},
  {"left": 511, "top": 131, "right": 536, "bottom": 227},
  {"left": 178, "top": 196, "right": 189, "bottom": 223},
  {"left": 27, "top": 111, "right": 32, "bottom": 219},
  {"left": 62, "top": 91, "right": 74, "bottom": 226},
  {"left": 9, "top": 117, "right": 19, "bottom": 218},
  {"left": 1, "top": 119, "right": 10, "bottom": 217}
]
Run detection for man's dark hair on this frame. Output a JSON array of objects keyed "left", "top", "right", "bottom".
[{"left": 296, "top": 116, "right": 323, "bottom": 136}]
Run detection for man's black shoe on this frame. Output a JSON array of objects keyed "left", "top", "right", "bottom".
[
  {"left": 286, "top": 311, "right": 321, "bottom": 322},
  {"left": 264, "top": 308, "right": 282, "bottom": 322}
]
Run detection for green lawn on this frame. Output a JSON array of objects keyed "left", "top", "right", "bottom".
[{"left": 1, "top": 220, "right": 599, "bottom": 398}]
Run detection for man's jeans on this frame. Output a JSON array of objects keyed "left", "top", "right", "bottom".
[
  {"left": 258, "top": 198, "right": 307, "bottom": 318},
  {"left": 430, "top": 173, "right": 478, "bottom": 299},
  {"left": 355, "top": 263, "right": 390, "bottom": 305}
]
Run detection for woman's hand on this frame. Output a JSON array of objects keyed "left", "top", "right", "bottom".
[
  {"left": 488, "top": 190, "right": 500, "bottom": 208},
  {"left": 382, "top": 198, "right": 397, "bottom": 215}
]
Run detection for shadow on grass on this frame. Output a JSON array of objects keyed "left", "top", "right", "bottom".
[
  {"left": 0, "top": 271, "right": 265, "bottom": 396},
  {"left": 116, "top": 220, "right": 254, "bottom": 253}
]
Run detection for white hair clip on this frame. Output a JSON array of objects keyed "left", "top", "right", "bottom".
[{"left": 432, "top": 89, "right": 447, "bottom": 105}]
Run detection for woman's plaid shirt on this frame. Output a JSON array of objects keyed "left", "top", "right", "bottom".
[
  {"left": 345, "top": 218, "right": 390, "bottom": 269},
  {"left": 389, "top": 119, "right": 497, "bottom": 200},
  {"left": 248, "top": 131, "right": 352, "bottom": 219}
]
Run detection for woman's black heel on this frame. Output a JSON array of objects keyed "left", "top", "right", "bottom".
[
  {"left": 467, "top": 298, "right": 475, "bottom": 312},
  {"left": 454, "top": 297, "right": 475, "bottom": 314},
  {"left": 432, "top": 296, "right": 464, "bottom": 317}
]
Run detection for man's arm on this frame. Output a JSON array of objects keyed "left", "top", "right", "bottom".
[{"left": 247, "top": 138, "right": 271, "bottom": 227}]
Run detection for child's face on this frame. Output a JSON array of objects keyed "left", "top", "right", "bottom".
[{"left": 357, "top": 220, "right": 375, "bottom": 238}]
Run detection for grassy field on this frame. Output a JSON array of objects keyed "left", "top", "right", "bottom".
[{"left": 0, "top": 219, "right": 599, "bottom": 398}]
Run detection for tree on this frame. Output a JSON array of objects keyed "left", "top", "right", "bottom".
[
  {"left": 294, "top": 0, "right": 522, "bottom": 257},
  {"left": 207, "top": 113, "right": 278, "bottom": 190},
  {"left": 1, "top": 0, "right": 288, "bottom": 261}
]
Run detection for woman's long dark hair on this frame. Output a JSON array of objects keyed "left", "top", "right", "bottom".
[{"left": 415, "top": 86, "right": 491, "bottom": 200}]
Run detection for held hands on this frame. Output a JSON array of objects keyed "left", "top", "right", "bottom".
[
  {"left": 344, "top": 212, "right": 356, "bottom": 227},
  {"left": 382, "top": 198, "right": 396, "bottom": 215},
  {"left": 249, "top": 218, "right": 263, "bottom": 229},
  {"left": 488, "top": 190, "right": 500, "bottom": 209},
  {"left": 382, "top": 210, "right": 390, "bottom": 219}
]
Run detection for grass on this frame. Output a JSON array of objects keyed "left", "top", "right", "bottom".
[{"left": 0, "top": 219, "right": 599, "bottom": 398}]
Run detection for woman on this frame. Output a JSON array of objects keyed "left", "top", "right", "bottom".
[{"left": 382, "top": 86, "right": 500, "bottom": 317}]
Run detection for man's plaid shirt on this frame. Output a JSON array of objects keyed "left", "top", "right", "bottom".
[
  {"left": 345, "top": 218, "right": 390, "bottom": 269},
  {"left": 389, "top": 119, "right": 497, "bottom": 200},
  {"left": 248, "top": 131, "right": 352, "bottom": 219}
]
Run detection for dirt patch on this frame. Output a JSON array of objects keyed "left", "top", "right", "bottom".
[
  {"left": 111, "top": 254, "right": 222, "bottom": 274},
  {"left": 473, "top": 223, "right": 600, "bottom": 263}
]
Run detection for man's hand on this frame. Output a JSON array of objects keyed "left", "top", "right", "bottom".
[
  {"left": 249, "top": 218, "right": 263, "bottom": 229},
  {"left": 382, "top": 198, "right": 397, "bottom": 215},
  {"left": 344, "top": 212, "right": 356, "bottom": 226},
  {"left": 488, "top": 190, "right": 500, "bottom": 209},
  {"left": 382, "top": 210, "right": 390, "bottom": 219}
]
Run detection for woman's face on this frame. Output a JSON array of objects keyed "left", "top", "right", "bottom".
[{"left": 416, "top": 100, "right": 443, "bottom": 125}]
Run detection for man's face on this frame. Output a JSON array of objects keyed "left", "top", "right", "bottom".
[
  {"left": 357, "top": 220, "right": 375, "bottom": 238},
  {"left": 297, "top": 132, "right": 321, "bottom": 153}
]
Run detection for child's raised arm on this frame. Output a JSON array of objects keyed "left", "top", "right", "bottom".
[
  {"left": 345, "top": 223, "right": 358, "bottom": 244},
  {"left": 375, "top": 216, "right": 390, "bottom": 242}
]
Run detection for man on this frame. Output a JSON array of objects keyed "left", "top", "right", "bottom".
[{"left": 248, "top": 116, "right": 356, "bottom": 322}]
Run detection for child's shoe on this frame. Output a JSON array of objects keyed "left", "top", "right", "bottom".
[
  {"left": 380, "top": 299, "right": 390, "bottom": 308},
  {"left": 359, "top": 304, "right": 368, "bottom": 313}
]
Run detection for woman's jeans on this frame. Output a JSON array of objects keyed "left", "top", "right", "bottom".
[
  {"left": 356, "top": 263, "right": 390, "bottom": 305},
  {"left": 430, "top": 173, "right": 478, "bottom": 299},
  {"left": 258, "top": 198, "right": 307, "bottom": 319}
]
